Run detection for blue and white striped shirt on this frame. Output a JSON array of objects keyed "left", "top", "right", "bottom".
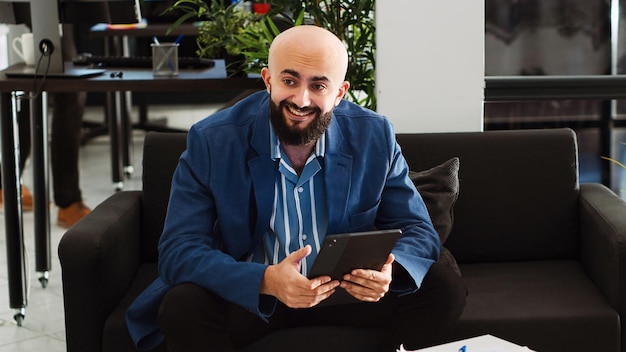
[{"left": 249, "top": 124, "right": 329, "bottom": 276}]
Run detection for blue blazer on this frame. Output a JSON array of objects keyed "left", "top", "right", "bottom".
[{"left": 126, "top": 91, "right": 440, "bottom": 350}]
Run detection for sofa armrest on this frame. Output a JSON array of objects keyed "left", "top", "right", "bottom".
[
  {"left": 579, "top": 183, "right": 626, "bottom": 316},
  {"left": 58, "top": 190, "right": 142, "bottom": 352}
]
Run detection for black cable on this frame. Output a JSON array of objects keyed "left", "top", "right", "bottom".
[{"left": 27, "top": 51, "right": 51, "bottom": 101}]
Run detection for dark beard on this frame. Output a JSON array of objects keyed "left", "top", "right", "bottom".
[{"left": 269, "top": 99, "right": 332, "bottom": 146}]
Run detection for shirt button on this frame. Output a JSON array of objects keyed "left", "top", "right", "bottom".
[
  {"left": 298, "top": 187, "right": 304, "bottom": 193},
  {"left": 302, "top": 234, "right": 308, "bottom": 240}
]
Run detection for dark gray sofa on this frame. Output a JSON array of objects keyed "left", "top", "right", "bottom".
[{"left": 58, "top": 128, "right": 625, "bottom": 352}]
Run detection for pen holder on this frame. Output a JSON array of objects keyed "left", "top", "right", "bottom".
[{"left": 151, "top": 43, "right": 179, "bottom": 76}]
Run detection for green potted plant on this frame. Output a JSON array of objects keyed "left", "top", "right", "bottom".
[{"left": 164, "top": 0, "right": 260, "bottom": 74}]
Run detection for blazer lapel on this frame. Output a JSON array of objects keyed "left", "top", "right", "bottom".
[
  {"left": 248, "top": 157, "right": 275, "bottom": 246},
  {"left": 248, "top": 113, "right": 275, "bottom": 249},
  {"left": 324, "top": 117, "right": 352, "bottom": 232}
]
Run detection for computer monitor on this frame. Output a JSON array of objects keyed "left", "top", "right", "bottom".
[
  {"left": 60, "top": 0, "right": 142, "bottom": 25},
  {"left": 31, "top": 0, "right": 64, "bottom": 74}
]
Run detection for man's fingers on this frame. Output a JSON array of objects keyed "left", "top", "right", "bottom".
[
  {"left": 283, "top": 245, "right": 313, "bottom": 271},
  {"left": 289, "top": 245, "right": 312, "bottom": 262},
  {"left": 385, "top": 253, "right": 395, "bottom": 265},
  {"left": 341, "top": 281, "right": 385, "bottom": 302}
]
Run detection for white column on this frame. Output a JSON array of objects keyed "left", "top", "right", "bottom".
[{"left": 376, "top": 1, "right": 485, "bottom": 133}]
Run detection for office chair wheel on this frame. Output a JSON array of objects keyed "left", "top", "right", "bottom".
[
  {"left": 124, "top": 165, "right": 135, "bottom": 178},
  {"left": 13, "top": 309, "right": 25, "bottom": 327},
  {"left": 14, "top": 313, "right": 24, "bottom": 326},
  {"left": 38, "top": 271, "right": 49, "bottom": 288}
]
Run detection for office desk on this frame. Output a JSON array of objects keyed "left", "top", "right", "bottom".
[
  {"left": 89, "top": 22, "right": 203, "bottom": 130},
  {"left": 0, "top": 60, "right": 263, "bottom": 324}
]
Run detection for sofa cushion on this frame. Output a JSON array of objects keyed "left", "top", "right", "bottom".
[
  {"left": 397, "top": 129, "right": 580, "bottom": 263},
  {"left": 409, "top": 157, "right": 461, "bottom": 275},
  {"left": 452, "top": 260, "right": 620, "bottom": 352}
]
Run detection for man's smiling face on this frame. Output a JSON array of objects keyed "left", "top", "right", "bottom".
[{"left": 261, "top": 26, "right": 350, "bottom": 146}]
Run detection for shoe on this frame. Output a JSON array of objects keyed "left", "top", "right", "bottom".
[
  {"left": 21, "top": 186, "right": 33, "bottom": 211},
  {"left": 57, "top": 201, "right": 91, "bottom": 229},
  {"left": 0, "top": 185, "right": 34, "bottom": 212}
]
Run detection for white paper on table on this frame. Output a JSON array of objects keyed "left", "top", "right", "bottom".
[{"left": 397, "top": 334, "right": 536, "bottom": 352}]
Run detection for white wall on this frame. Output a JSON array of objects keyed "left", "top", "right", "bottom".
[{"left": 376, "top": 1, "right": 485, "bottom": 133}]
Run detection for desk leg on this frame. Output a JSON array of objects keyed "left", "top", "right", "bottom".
[
  {"left": 121, "top": 92, "right": 133, "bottom": 178},
  {"left": 120, "top": 35, "right": 133, "bottom": 178},
  {"left": 102, "top": 36, "right": 130, "bottom": 189},
  {"left": 1, "top": 92, "right": 27, "bottom": 326},
  {"left": 30, "top": 93, "right": 51, "bottom": 288},
  {"left": 107, "top": 91, "right": 124, "bottom": 190}
]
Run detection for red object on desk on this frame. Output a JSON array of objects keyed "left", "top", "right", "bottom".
[{"left": 253, "top": 3, "right": 270, "bottom": 14}]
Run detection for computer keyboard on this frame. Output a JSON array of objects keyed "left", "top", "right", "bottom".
[{"left": 72, "top": 54, "right": 215, "bottom": 69}]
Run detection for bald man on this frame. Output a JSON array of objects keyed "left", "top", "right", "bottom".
[{"left": 126, "top": 25, "right": 466, "bottom": 352}]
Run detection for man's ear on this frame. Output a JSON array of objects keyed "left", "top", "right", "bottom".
[
  {"left": 335, "top": 80, "right": 350, "bottom": 106},
  {"left": 261, "top": 67, "right": 271, "bottom": 93}
]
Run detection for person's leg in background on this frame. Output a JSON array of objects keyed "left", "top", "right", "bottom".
[{"left": 53, "top": 23, "right": 90, "bottom": 228}]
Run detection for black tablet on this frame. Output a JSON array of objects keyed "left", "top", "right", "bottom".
[{"left": 308, "top": 228, "right": 402, "bottom": 306}]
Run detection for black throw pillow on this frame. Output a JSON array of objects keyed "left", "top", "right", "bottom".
[{"left": 409, "top": 157, "right": 461, "bottom": 276}]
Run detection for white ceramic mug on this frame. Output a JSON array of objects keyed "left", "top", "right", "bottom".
[{"left": 12, "top": 33, "right": 35, "bottom": 66}]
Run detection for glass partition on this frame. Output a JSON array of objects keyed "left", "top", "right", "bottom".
[{"left": 484, "top": 0, "right": 626, "bottom": 197}]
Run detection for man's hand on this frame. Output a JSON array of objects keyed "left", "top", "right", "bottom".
[
  {"left": 340, "top": 253, "right": 395, "bottom": 302},
  {"left": 260, "top": 245, "right": 340, "bottom": 308}
]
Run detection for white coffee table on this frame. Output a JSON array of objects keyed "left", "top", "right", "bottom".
[{"left": 399, "top": 334, "right": 536, "bottom": 352}]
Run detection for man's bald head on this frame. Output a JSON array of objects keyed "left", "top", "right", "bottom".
[{"left": 268, "top": 25, "right": 349, "bottom": 83}]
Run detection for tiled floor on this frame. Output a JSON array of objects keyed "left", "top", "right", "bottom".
[{"left": 0, "top": 102, "right": 220, "bottom": 351}]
